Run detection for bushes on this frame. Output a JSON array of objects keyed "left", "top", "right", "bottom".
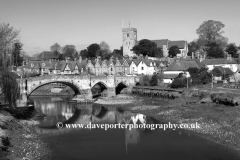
[
  {"left": 171, "top": 78, "right": 187, "bottom": 88},
  {"left": 210, "top": 93, "right": 240, "bottom": 106},
  {"left": 139, "top": 73, "right": 163, "bottom": 86}
]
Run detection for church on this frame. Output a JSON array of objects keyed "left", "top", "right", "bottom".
[{"left": 122, "top": 24, "right": 188, "bottom": 58}]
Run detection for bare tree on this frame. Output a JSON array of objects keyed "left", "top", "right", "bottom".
[{"left": 0, "top": 22, "right": 20, "bottom": 67}]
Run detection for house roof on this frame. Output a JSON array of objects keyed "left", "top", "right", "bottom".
[
  {"left": 163, "top": 73, "right": 179, "bottom": 79},
  {"left": 165, "top": 59, "right": 204, "bottom": 71},
  {"left": 201, "top": 59, "right": 237, "bottom": 65},
  {"left": 142, "top": 59, "right": 153, "bottom": 67},
  {"left": 24, "top": 61, "right": 40, "bottom": 69},
  {"left": 212, "top": 66, "right": 234, "bottom": 75},
  {"left": 126, "top": 60, "right": 132, "bottom": 65},
  {"left": 150, "top": 39, "right": 169, "bottom": 49},
  {"left": 168, "top": 40, "right": 187, "bottom": 49},
  {"left": 133, "top": 59, "right": 141, "bottom": 66},
  {"left": 40, "top": 61, "right": 52, "bottom": 68},
  {"left": 37, "top": 51, "right": 59, "bottom": 60}
]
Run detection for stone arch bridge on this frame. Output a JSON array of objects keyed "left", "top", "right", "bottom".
[{"left": 17, "top": 75, "right": 139, "bottom": 105}]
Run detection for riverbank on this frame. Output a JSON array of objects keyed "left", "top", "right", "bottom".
[
  {"left": 0, "top": 107, "right": 52, "bottom": 160},
  {"left": 127, "top": 95, "right": 240, "bottom": 152},
  {"left": 95, "top": 94, "right": 142, "bottom": 105}
]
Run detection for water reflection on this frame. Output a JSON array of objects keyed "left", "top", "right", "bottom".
[
  {"left": 30, "top": 96, "right": 240, "bottom": 160},
  {"left": 31, "top": 96, "right": 146, "bottom": 147}
]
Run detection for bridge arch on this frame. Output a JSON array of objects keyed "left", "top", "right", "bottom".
[
  {"left": 91, "top": 82, "right": 108, "bottom": 98},
  {"left": 27, "top": 80, "right": 81, "bottom": 97},
  {"left": 115, "top": 82, "right": 128, "bottom": 95}
]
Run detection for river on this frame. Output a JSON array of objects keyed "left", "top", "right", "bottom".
[{"left": 29, "top": 96, "right": 240, "bottom": 160}]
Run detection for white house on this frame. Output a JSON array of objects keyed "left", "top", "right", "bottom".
[
  {"left": 137, "top": 59, "right": 155, "bottom": 75},
  {"left": 201, "top": 57, "right": 238, "bottom": 72},
  {"left": 130, "top": 60, "right": 139, "bottom": 75}
]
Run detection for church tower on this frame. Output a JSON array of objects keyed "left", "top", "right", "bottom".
[{"left": 122, "top": 22, "right": 137, "bottom": 57}]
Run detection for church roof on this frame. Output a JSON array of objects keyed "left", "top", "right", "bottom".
[
  {"left": 150, "top": 39, "right": 169, "bottom": 49},
  {"left": 168, "top": 41, "right": 187, "bottom": 49}
]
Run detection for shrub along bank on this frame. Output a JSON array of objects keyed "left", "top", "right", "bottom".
[{"left": 211, "top": 93, "right": 240, "bottom": 106}]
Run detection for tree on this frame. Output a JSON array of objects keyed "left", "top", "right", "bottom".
[
  {"left": 87, "top": 43, "right": 100, "bottom": 58},
  {"left": 198, "top": 68, "right": 212, "bottom": 84},
  {"left": 80, "top": 49, "right": 88, "bottom": 59},
  {"left": 187, "top": 67, "right": 211, "bottom": 85},
  {"left": 72, "top": 51, "right": 79, "bottom": 60},
  {"left": 97, "top": 41, "right": 111, "bottom": 60},
  {"left": 225, "top": 43, "right": 238, "bottom": 58},
  {"left": 61, "top": 45, "right": 76, "bottom": 60},
  {"left": 196, "top": 20, "right": 228, "bottom": 47},
  {"left": 0, "top": 69, "right": 20, "bottom": 107},
  {"left": 99, "top": 41, "right": 111, "bottom": 54},
  {"left": 0, "top": 21, "right": 21, "bottom": 107},
  {"left": 187, "top": 40, "right": 200, "bottom": 56},
  {"left": 205, "top": 42, "right": 224, "bottom": 58},
  {"left": 0, "top": 22, "right": 20, "bottom": 67},
  {"left": 139, "top": 75, "right": 151, "bottom": 86},
  {"left": 131, "top": 39, "right": 159, "bottom": 57},
  {"left": 50, "top": 43, "right": 61, "bottom": 52},
  {"left": 0, "top": 22, "right": 20, "bottom": 54},
  {"left": 168, "top": 45, "right": 180, "bottom": 58},
  {"left": 12, "top": 42, "right": 24, "bottom": 67}
]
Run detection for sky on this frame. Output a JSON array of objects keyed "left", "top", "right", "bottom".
[{"left": 0, "top": 0, "right": 239, "bottom": 55}]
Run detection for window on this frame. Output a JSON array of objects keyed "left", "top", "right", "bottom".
[
  {"left": 142, "top": 67, "right": 144, "bottom": 70},
  {"left": 127, "top": 33, "right": 129, "bottom": 37},
  {"left": 111, "top": 68, "right": 113, "bottom": 71}
]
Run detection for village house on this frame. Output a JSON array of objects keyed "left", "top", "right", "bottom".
[
  {"left": 211, "top": 66, "right": 234, "bottom": 81},
  {"left": 201, "top": 55, "right": 238, "bottom": 72},
  {"left": 163, "top": 58, "right": 205, "bottom": 83},
  {"left": 23, "top": 55, "right": 168, "bottom": 77},
  {"left": 23, "top": 61, "right": 41, "bottom": 74},
  {"left": 37, "top": 51, "right": 60, "bottom": 61}
]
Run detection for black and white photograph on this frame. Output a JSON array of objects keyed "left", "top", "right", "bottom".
[{"left": 0, "top": 0, "right": 240, "bottom": 159}]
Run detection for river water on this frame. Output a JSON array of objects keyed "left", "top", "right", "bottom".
[{"left": 29, "top": 96, "right": 240, "bottom": 160}]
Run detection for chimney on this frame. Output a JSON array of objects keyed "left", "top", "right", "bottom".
[
  {"left": 226, "top": 54, "right": 229, "bottom": 60},
  {"left": 79, "top": 56, "right": 82, "bottom": 63},
  {"left": 65, "top": 57, "right": 69, "bottom": 63}
]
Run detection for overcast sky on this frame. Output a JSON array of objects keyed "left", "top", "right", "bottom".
[{"left": 0, "top": 0, "right": 239, "bottom": 55}]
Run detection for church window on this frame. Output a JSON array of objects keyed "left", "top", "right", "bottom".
[{"left": 142, "top": 67, "right": 144, "bottom": 70}]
